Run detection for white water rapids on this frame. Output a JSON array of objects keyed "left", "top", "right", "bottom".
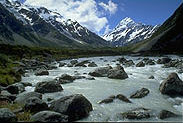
[{"left": 21, "top": 55, "right": 183, "bottom": 122}]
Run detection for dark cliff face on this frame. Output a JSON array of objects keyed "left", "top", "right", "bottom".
[{"left": 150, "top": 3, "right": 183, "bottom": 53}]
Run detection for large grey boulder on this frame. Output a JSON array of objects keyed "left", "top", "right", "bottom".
[
  {"left": 159, "top": 73, "right": 183, "bottom": 96},
  {"left": 31, "top": 111, "right": 68, "bottom": 122},
  {"left": 120, "top": 108, "right": 151, "bottom": 119},
  {"left": 89, "top": 66, "right": 112, "bottom": 77},
  {"left": 0, "top": 108, "right": 17, "bottom": 122},
  {"left": 107, "top": 66, "right": 128, "bottom": 80},
  {"left": 35, "top": 80, "right": 63, "bottom": 94},
  {"left": 130, "top": 88, "right": 150, "bottom": 98},
  {"left": 50, "top": 94, "right": 93, "bottom": 121},
  {"left": 15, "top": 92, "right": 42, "bottom": 105},
  {"left": 24, "top": 97, "right": 48, "bottom": 113}
]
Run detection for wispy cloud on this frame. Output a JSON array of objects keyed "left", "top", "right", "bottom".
[{"left": 99, "top": 0, "right": 118, "bottom": 15}]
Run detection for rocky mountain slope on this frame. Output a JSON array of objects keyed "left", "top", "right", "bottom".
[
  {"left": 0, "top": 0, "right": 108, "bottom": 48},
  {"left": 103, "top": 17, "right": 159, "bottom": 46},
  {"left": 134, "top": 3, "right": 183, "bottom": 54}
]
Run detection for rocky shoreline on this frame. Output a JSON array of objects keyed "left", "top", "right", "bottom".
[{"left": 0, "top": 56, "right": 183, "bottom": 122}]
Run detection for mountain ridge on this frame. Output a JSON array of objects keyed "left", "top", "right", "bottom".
[
  {"left": 103, "top": 17, "right": 159, "bottom": 47},
  {"left": 0, "top": 0, "right": 109, "bottom": 48}
]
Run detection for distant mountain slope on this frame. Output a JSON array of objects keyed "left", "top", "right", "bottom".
[
  {"left": 0, "top": 0, "right": 108, "bottom": 48},
  {"left": 103, "top": 17, "right": 159, "bottom": 46},
  {"left": 134, "top": 3, "right": 183, "bottom": 53}
]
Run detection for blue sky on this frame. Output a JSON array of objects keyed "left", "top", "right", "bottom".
[{"left": 21, "top": 0, "right": 182, "bottom": 35}]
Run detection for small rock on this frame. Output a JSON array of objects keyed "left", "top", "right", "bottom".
[
  {"left": 109, "top": 95, "right": 116, "bottom": 99},
  {"left": 15, "top": 92, "right": 42, "bottom": 105},
  {"left": 116, "top": 94, "right": 131, "bottom": 103},
  {"left": 159, "top": 110, "right": 178, "bottom": 119},
  {"left": 130, "top": 88, "right": 150, "bottom": 98},
  {"left": 121, "top": 108, "right": 151, "bottom": 119},
  {"left": 59, "top": 62, "right": 66, "bottom": 67},
  {"left": 136, "top": 61, "right": 145, "bottom": 67},
  {"left": 86, "top": 77, "right": 95, "bottom": 80},
  {"left": 88, "top": 62, "right": 97, "bottom": 67},
  {"left": 67, "top": 63, "right": 73, "bottom": 67},
  {"left": 75, "top": 60, "right": 90, "bottom": 67},
  {"left": 31, "top": 111, "right": 68, "bottom": 122},
  {"left": 157, "top": 57, "right": 171, "bottom": 64},
  {"left": 20, "top": 82, "right": 32, "bottom": 87},
  {"left": 5, "top": 85, "right": 19, "bottom": 94},
  {"left": 149, "top": 76, "right": 155, "bottom": 79},
  {"left": 35, "top": 80, "right": 63, "bottom": 94},
  {"left": 0, "top": 108, "right": 17, "bottom": 122},
  {"left": 70, "top": 60, "right": 78, "bottom": 65},
  {"left": 35, "top": 69, "right": 49, "bottom": 76},
  {"left": 89, "top": 66, "right": 112, "bottom": 77},
  {"left": 24, "top": 97, "right": 48, "bottom": 113},
  {"left": 59, "top": 74, "right": 75, "bottom": 81},
  {"left": 98, "top": 98, "right": 113, "bottom": 104}
]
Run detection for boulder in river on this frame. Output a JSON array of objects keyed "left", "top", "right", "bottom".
[
  {"left": 0, "top": 91, "right": 16, "bottom": 102},
  {"left": 5, "top": 85, "right": 19, "bottom": 94},
  {"left": 156, "top": 57, "right": 171, "bottom": 64},
  {"left": 59, "top": 62, "right": 66, "bottom": 67},
  {"left": 107, "top": 65, "right": 128, "bottom": 80},
  {"left": 24, "top": 97, "right": 48, "bottom": 113},
  {"left": 50, "top": 94, "right": 93, "bottom": 121},
  {"left": 59, "top": 74, "right": 76, "bottom": 81},
  {"left": 148, "top": 75, "right": 155, "bottom": 79},
  {"left": 35, "top": 69, "right": 49, "bottom": 76},
  {"left": 158, "top": 110, "right": 178, "bottom": 119},
  {"left": 145, "top": 59, "right": 155, "bottom": 65},
  {"left": 116, "top": 94, "right": 131, "bottom": 103},
  {"left": 70, "top": 60, "right": 78, "bottom": 65},
  {"left": 98, "top": 98, "right": 114, "bottom": 104},
  {"left": 159, "top": 73, "right": 183, "bottom": 96},
  {"left": 89, "top": 66, "right": 112, "bottom": 77},
  {"left": 136, "top": 61, "right": 145, "bottom": 67},
  {"left": 31, "top": 111, "right": 68, "bottom": 122},
  {"left": 15, "top": 92, "right": 42, "bottom": 105},
  {"left": 0, "top": 108, "right": 17, "bottom": 122},
  {"left": 75, "top": 60, "right": 90, "bottom": 67},
  {"left": 35, "top": 80, "right": 63, "bottom": 94},
  {"left": 130, "top": 88, "right": 150, "bottom": 98},
  {"left": 88, "top": 62, "right": 97, "bottom": 67},
  {"left": 120, "top": 108, "right": 151, "bottom": 119}
]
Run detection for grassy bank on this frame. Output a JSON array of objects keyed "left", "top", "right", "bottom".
[{"left": 0, "top": 44, "right": 134, "bottom": 86}]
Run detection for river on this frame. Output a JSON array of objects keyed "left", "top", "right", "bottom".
[{"left": 21, "top": 55, "right": 183, "bottom": 122}]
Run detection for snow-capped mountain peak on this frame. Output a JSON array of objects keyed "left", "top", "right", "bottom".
[
  {"left": 103, "top": 17, "right": 159, "bottom": 46},
  {"left": 119, "top": 17, "right": 135, "bottom": 26}
]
